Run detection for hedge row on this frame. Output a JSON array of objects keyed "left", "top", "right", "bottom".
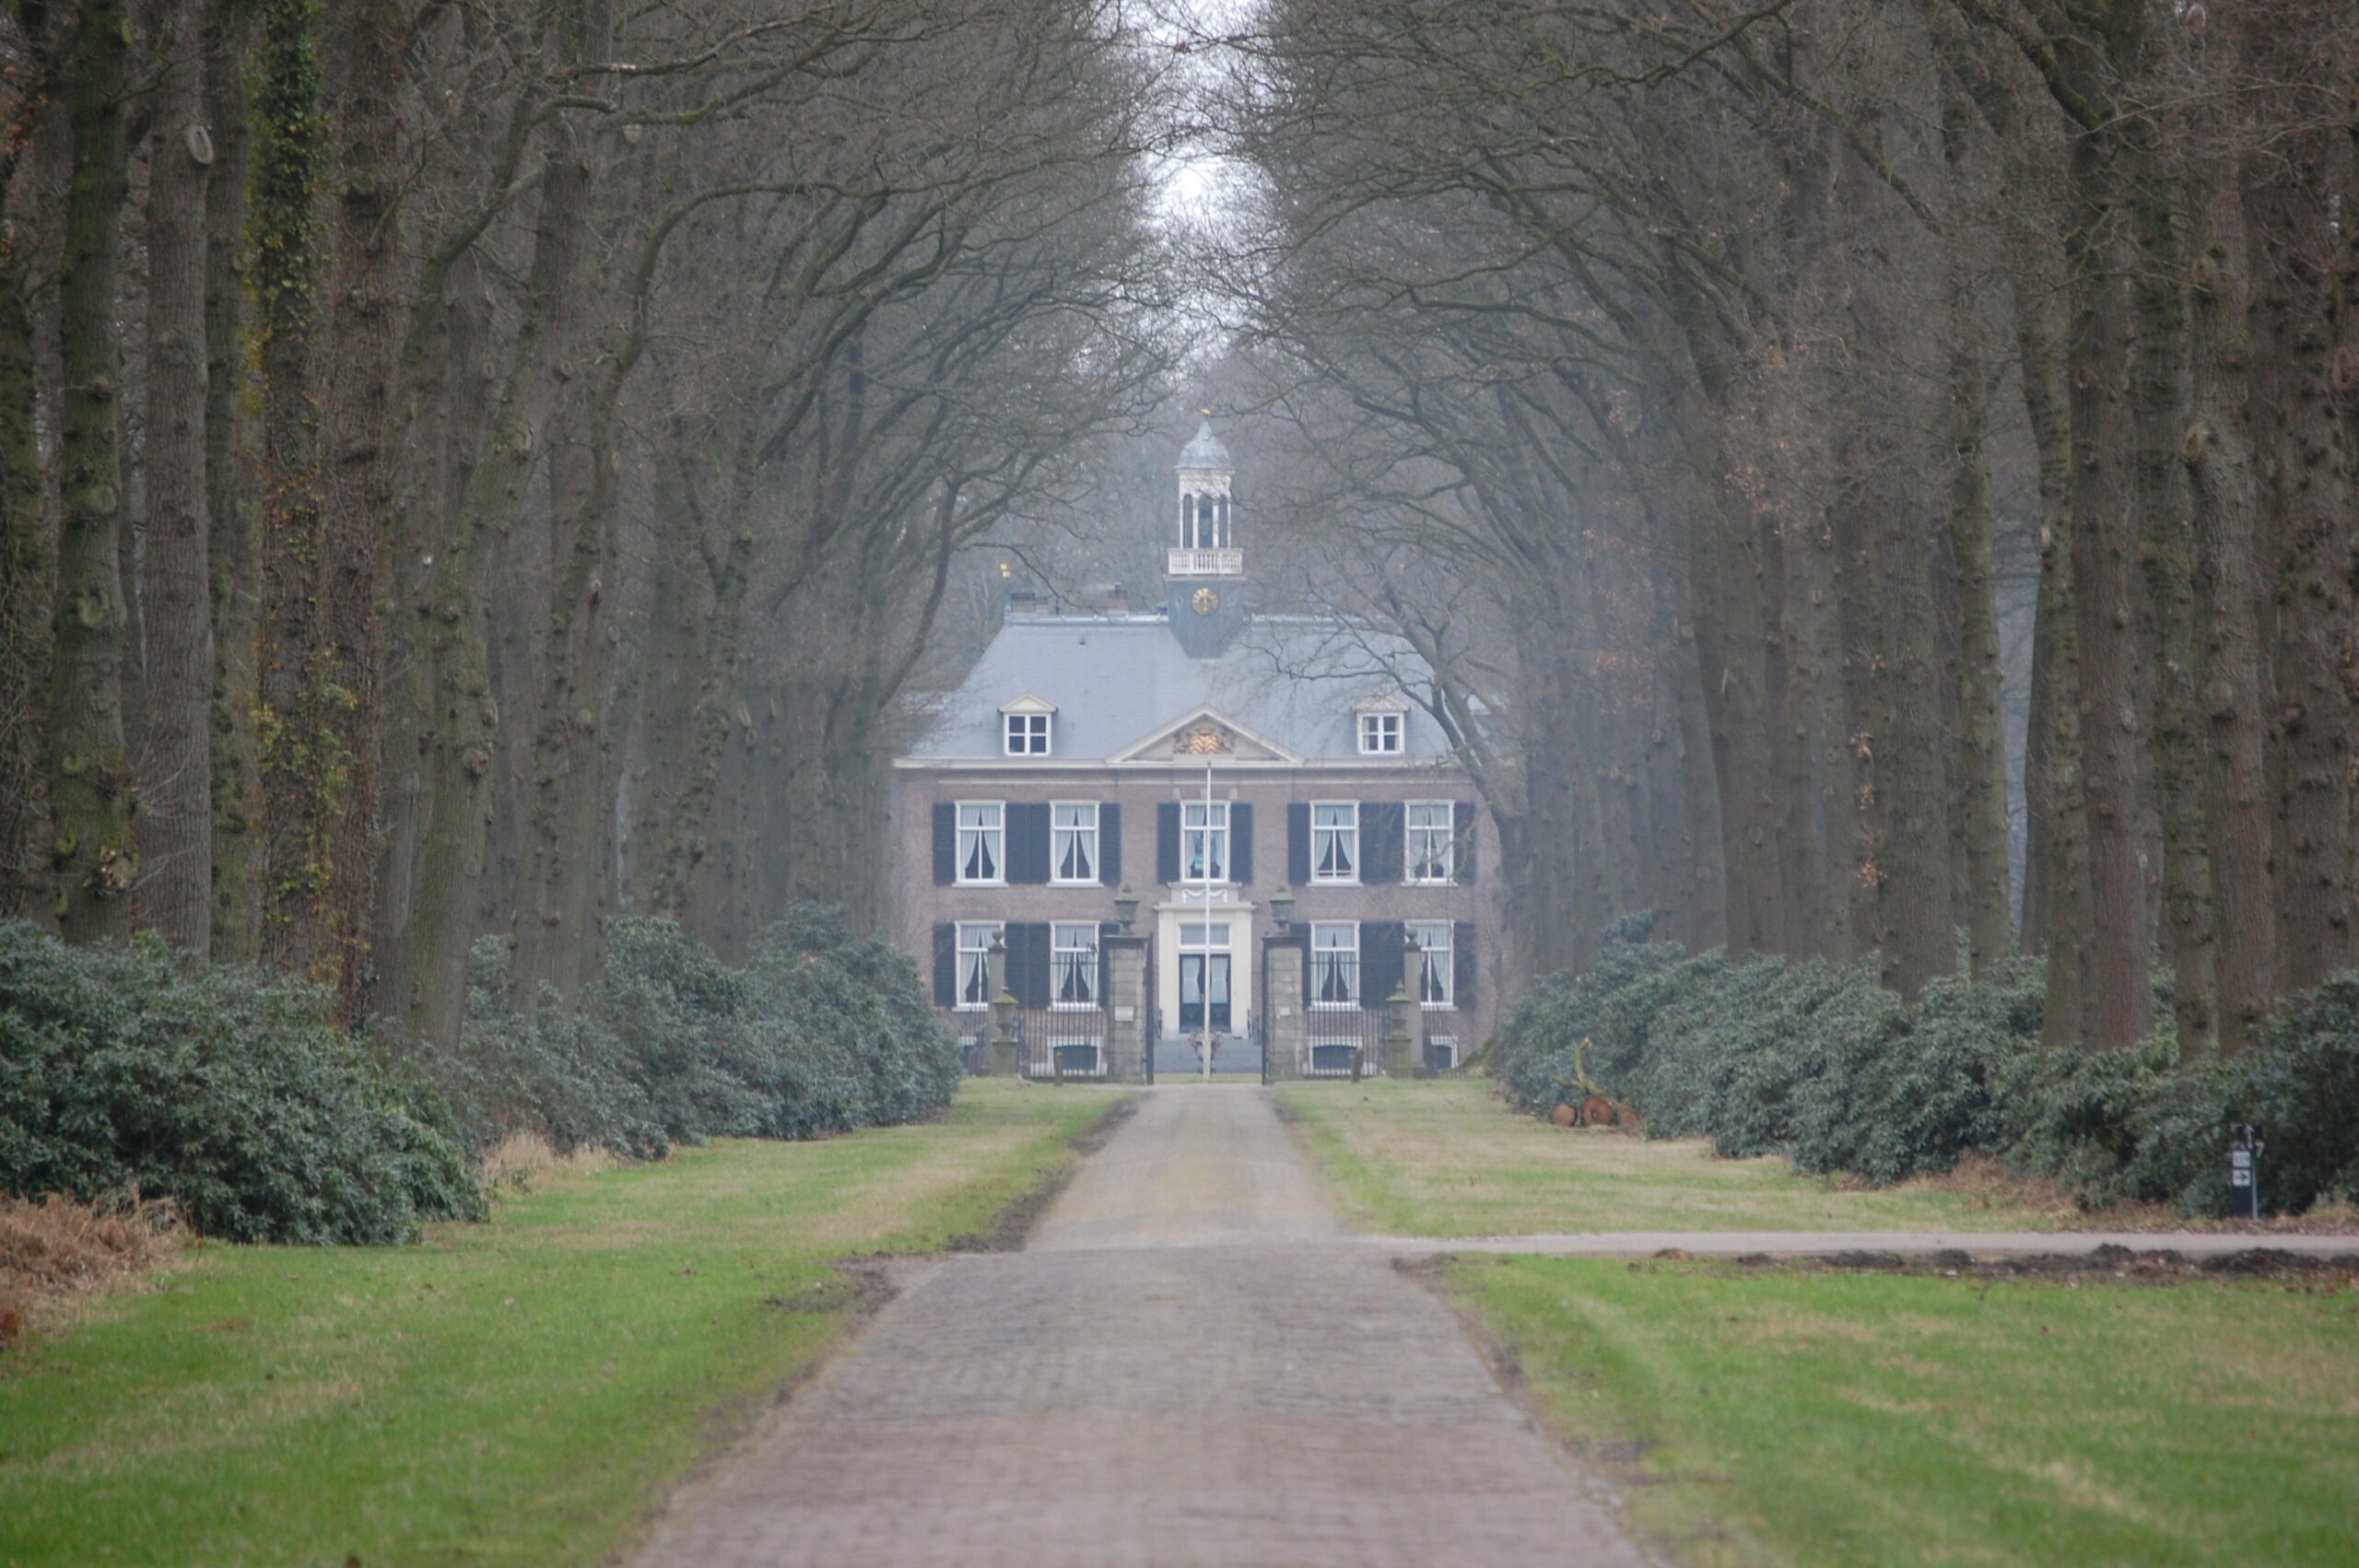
[
  {"left": 1494, "top": 923, "right": 2359, "bottom": 1217},
  {"left": 422, "top": 906, "right": 962, "bottom": 1160},
  {"left": 0, "top": 906, "right": 962, "bottom": 1245},
  {"left": 0, "top": 923, "right": 479, "bottom": 1244}
]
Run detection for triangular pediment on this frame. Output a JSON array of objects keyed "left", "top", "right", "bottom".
[{"left": 1107, "top": 704, "right": 1301, "bottom": 765}]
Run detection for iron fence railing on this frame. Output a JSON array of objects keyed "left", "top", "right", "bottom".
[
  {"left": 938, "top": 1005, "right": 1110, "bottom": 1079},
  {"left": 1298, "top": 1006, "right": 1394, "bottom": 1077}
]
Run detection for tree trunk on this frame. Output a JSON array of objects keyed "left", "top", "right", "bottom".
[
  {"left": 138, "top": 0, "right": 216, "bottom": 957},
  {"left": 1874, "top": 438, "right": 1957, "bottom": 1001},
  {"left": 2246, "top": 137, "right": 2359, "bottom": 989},
  {"left": 2066, "top": 151, "right": 2157, "bottom": 1051},
  {"left": 2130, "top": 150, "right": 2214, "bottom": 1054},
  {"left": 651, "top": 511, "right": 754, "bottom": 921},
  {"left": 1675, "top": 594, "right": 1727, "bottom": 950},
  {"left": 1779, "top": 484, "right": 1846, "bottom": 962},
  {"left": 514, "top": 41, "right": 630, "bottom": 1003},
  {"left": 402, "top": 146, "right": 592, "bottom": 1046},
  {"left": 46, "top": 0, "right": 139, "bottom": 941},
  {"left": 373, "top": 246, "right": 496, "bottom": 1022},
  {"left": 311, "top": 0, "right": 405, "bottom": 1012},
  {"left": 2185, "top": 160, "right": 2272, "bottom": 1054},
  {"left": 0, "top": 86, "right": 50, "bottom": 921},
  {"left": 2249, "top": 30, "right": 2358, "bottom": 997},
  {"left": 1945, "top": 280, "right": 2012, "bottom": 976},
  {"left": 1830, "top": 415, "right": 1891, "bottom": 967},
  {"left": 252, "top": 0, "right": 333, "bottom": 978},
  {"left": 205, "top": 0, "right": 263, "bottom": 963},
  {"left": 2011, "top": 219, "right": 2090, "bottom": 1041},
  {"left": 628, "top": 482, "right": 702, "bottom": 916}
]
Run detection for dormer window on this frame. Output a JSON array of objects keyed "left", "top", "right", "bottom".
[
  {"left": 1006, "top": 713, "right": 1050, "bottom": 755},
  {"left": 1358, "top": 710, "right": 1403, "bottom": 755},
  {"left": 1000, "top": 694, "right": 1056, "bottom": 755}
]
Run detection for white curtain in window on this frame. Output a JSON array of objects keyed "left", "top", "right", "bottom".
[
  {"left": 1313, "top": 802, "right": 1357, "bottom": 881},
  {"left": 1413, "top": 920, "right": 1452, "bottom": 1006},
  {"left": 1052, "top": 923, "right": 1099, "bottom": 1006},
  {"left": 1406, "top": 802, "right": 1452, "bottom": 882},
  {"left": 957, "top": 803, "right": 1002, "bottom": 881},
  {"left": 1183, "top": 801, "right": 1228, "bottom": 881},
  {"left": 1053, "top": 802, "right": 1097, "bottom": 882},
  {"left": 957, "top": 923, "right": 996, "bottom": 1005},
  {"left": 1312, "top": 921, "right": 1358, "bottom": 1005}
]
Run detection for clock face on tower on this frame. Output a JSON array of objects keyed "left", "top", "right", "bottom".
[{"left": 1191, "top": 586, "right": 1221, "bottom": 615}]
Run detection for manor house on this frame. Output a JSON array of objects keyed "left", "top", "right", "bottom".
[{"left": 891, "top": 423, "right": 1499, "bottom": 1077}]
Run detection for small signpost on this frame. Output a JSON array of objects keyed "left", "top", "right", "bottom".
[{"left": 2229, "top": 1123, "right": 2265, "bottom": 1221}]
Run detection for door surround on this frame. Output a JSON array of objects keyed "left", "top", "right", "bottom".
[{"left": 1156, "top": 894, "right": 1254, "bottom": 1039}]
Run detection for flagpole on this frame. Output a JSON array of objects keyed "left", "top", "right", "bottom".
[{"left": 1201, "top": 757, "right": 1215, "bottom": 1081}]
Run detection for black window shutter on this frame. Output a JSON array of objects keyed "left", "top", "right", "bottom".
[
  {"left": 1007, "top": 802, "right": 1051, "bottom": 883},
  {"left": 933, "top": 923, "right": 957, "bottom": 1007},
  {"left": 1362, "top": 801, "right": 1405, "bottom": 883},
  {"left": 1231, "top": 802, "right": 1253, "bottom": 883},
  {"left": 932, "top": 802, "right": 956, "bottom": 884},
  {"left": 1454, "top": 801, "right": 1477, "bottom": 885},
  {"left": 1015, "top": 921, "right": 1052, "bottom": 1007},
  {"left": 1156, "top": 802, "right": 1180, "bottom": 883},
  {"left": 1361, "top": 920, "right": 1405, "bottom": 1008},
  {"left": 1099, "top": 802, "right": 1122, "bottom": 885},
  {"left": 1454, "top": 920, "right": 1475, "bottom": 1006},
  {"left": 1286, "top": 802, "right": 1311, "bottom": 885}
]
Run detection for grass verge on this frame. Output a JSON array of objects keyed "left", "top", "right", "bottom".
[
  {"left": 1276, "top": 1079, "right": 2067, "bottom": 1235},
  {"left": 0, "top": 1081, "right": 1128, "bottom": 1568},
  {"left": 1436, "top": 1252, "right": 2359, "bottom": 1567}
]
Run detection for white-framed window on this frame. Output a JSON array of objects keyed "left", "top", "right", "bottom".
[
  {"left": 1179, "top": 921, "right": 1232, "bottom": 947},
  {"left": 1004, "top": 711, "right": 1050, "bottom": 755},
  {"left": 1406, "top": 802, "right": 1454, "bottom": 883},
  {"left": 1412, "top": 919, "right": 1454, "bottom": 1009},
  {"left": 956, "top": 802, "right": 1003, "bottom": 883},
  {"left": 1311, "top": 802, "right": 1358, "bottom": 883},
  {"left": 1182, "top": 800, "right": 1229, "bottom": 883},
  {"left": 1051, "top": 922, "right": 1100, "bottom": 1008},
  {"left": 955, "top": 922, "right": 999, "bottom": 1009},
  {"left": 1426, "top": 1036, "right": 1460, "bottom": 1071},
  {"left": 1358, "top": 710, "right": 1403, "bottom": 755},
  {"left": 1311, "top": 921, "right": 1359, "bottom": 1008},
  {"left": 1051, "top": 802, "right": 1099, "bottom": 884}
]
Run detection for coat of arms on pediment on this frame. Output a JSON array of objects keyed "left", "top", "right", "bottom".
[
  {"left": 1105, "top": 704, "right": 1298, "bottom": 766},
  {"left": 1175, "top": 722, "right": 1234, "bottom": 755}
]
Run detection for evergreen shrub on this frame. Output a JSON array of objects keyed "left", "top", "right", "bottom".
[
  {"left": 434, "top": 907, "right": 959, "bottom": 1156},
  {"left": 0, "top": 923, "right": 480, "bottom": 1244},
  {"left": 1494, "top": 930, "right": 2359, "bottom": 1217},
  {"left": 1, "top": 905, "right": 960, "bottom": 1244}
]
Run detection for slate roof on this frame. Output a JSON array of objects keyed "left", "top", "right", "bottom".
[{"left": 904, "top": 612, "right": 1451, "bottom": 763}]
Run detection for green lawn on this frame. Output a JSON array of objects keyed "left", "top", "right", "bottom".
[
  {"left": 0, "top": 1082, "right": 1127, "bottom": 1568},
  {"left": 1443, "top": 1254, "right": 2359, "bottom": 1567},
  {"left": 1276, "top": 1079, "right": 2063, "bottom": 1234}
]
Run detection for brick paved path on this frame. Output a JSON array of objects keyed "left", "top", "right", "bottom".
[{"left": 631, "top": 1086, "right": 1653, "bottom": 1567}]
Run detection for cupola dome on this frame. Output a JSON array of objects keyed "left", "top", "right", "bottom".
[{"left": 1177, "top": 418, "right": 1231, "bottom": 471}]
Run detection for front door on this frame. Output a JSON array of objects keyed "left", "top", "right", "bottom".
[{"left": 1178, "top": 952, "right": 1232, "bottom": 1031}]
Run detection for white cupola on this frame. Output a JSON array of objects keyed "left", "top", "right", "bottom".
[{"left": 1172, "top": 419, "right": 1239, "bottom": 572}]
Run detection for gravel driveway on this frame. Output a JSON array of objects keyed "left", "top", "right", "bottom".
[{"left": 631, "top": 1085, "right": 1652, "bottom": 1567}]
